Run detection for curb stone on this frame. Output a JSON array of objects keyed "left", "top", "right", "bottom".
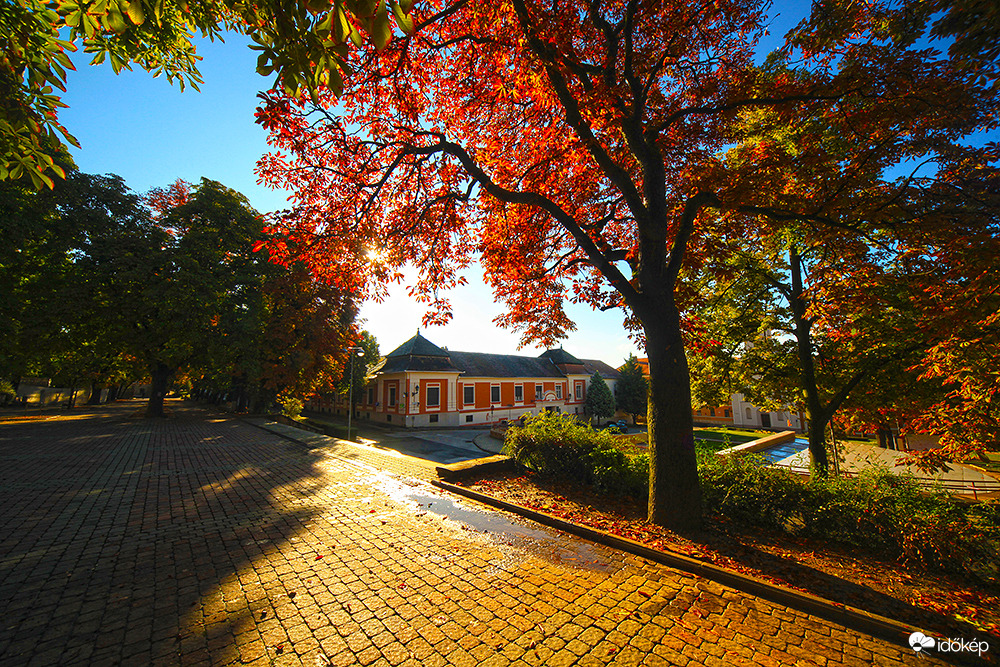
[
  {"left": 435, "top": 455, "right": 516, "bottom": 481},
  {"left": 245, "top": 417, "right": 440, "bottom": 476},
  {"left": 431, "top": 480, "right": 988, "bottom": 666}
]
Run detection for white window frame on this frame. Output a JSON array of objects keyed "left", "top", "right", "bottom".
[
  {"left": 463, "top": 385, "right": 474, "bottom": 405},
  {"left": 535, "top": 384, "right": 543, "bottom": 400},
  {"left": 490, "top": 384, "right": 500, "bottom": 403},
  {"left": 426, "top": 385, "right": 440, "bottom": 408},
  {"left": 555, "top": 385, "right": 563, "bottom": 399},
  {"left": 514, "top": 384, "right": 523, "bottom": 402},
  {"left": 575, "top": 382, "right": 583, "bottom": 400}
]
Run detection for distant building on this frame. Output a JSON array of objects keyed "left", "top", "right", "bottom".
[
  {"left": 730, "top": 393, "right": 805, "bottom": 431},
  {"left": 632, "top": 358, "right": 804, "bottom": 431},
  {"left": 310, "top": 331, "right": 621, "bottom": 428}
]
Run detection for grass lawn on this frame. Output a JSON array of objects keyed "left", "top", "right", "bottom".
[
  {"left": 964, "top": 452, "right": 1000, "bottom": 473},
  {"left": 611, "top": 427, "right": 777, "bottom": 453},
  {"left": 694, "top": 427, "right": 774, "bottom": 443}
]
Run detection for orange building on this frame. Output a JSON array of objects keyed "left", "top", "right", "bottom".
[
  {"left": 315, "top": 332, "right": 621, "bottom": 428},
  {"left": 632, "top": 357, "right": 735, "bottom": 425}
]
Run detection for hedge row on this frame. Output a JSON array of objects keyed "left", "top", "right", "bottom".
[{"left": 503, "top": 412, "right": 1000, "bottom": 582}]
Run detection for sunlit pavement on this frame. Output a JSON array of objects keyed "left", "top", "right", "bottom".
[{"left": 0, "top": 401, "right": 937, "bottom": 666}]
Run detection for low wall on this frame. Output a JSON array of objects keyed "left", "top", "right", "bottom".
[
  {"left": 16, "top": 385, "right": 79, "bottom": 407},
  {"left": 716, "top": 430, "right": 797, "bottom": 457}
]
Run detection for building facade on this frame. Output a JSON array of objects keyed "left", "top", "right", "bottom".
[
  {"left": 310, "top": 332, "right": 621, "bottom": 428},
  {"left": 632, "top": 358, "right": 805, "bottom": 432}
]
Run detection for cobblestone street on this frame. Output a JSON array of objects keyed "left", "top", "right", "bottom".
[{"left": 0, "top": 401, "right": 937, "bottom": 665}]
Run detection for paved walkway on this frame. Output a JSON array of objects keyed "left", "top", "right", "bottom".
[
  {"left": 300, "top": 411, "right": 495, "bottom": 464},
  {"left": 0, "top": 400, "right": 940, "bottom": 666}
]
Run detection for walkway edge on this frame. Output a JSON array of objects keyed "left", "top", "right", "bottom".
[
  {"left": 432, "top": 480, "right": 938, "bottom": 656},
  {"left": 245, "top": 418, "right": 438, "bottom": 472}
]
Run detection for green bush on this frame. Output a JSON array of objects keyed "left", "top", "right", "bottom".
[
  {"left": 504, "top": 412, "right": 649, "bottom": 497},
  {"left": 584, "top": 444, "right": 649, "bottom": 498},
  {"left": 700, "top": 455, "right": 1000, "bottom": 582},
  {"left": 699, "top": 454, "right": 807, "bottom": 531},
  {"left": 503, "top": 411, "right": 611, "bottom": 481},
  {"left": 279, "top": 396, "right": 304, "bottom": 419},
  {"left": 506, "top": 416, "right": 1000, "bottom": 580}
]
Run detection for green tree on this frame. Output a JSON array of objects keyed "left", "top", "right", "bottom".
[
  {"left": 337, "top": 329, "right": 379, "bottom": 414},
  {"left": 255, "top": 262, "right": 358, "bottom": 409},
  {"left": 585, "top": 371, "right": 615, "bottom": 423},
  {"left": 616, "top": 356, "right": 647, "bottom": 424},
  {"left": 0, "top": 169, "right": 150, "bottom": 394},
  {"left": 2, "top": 0, "right": 416, "bottom": 188}
]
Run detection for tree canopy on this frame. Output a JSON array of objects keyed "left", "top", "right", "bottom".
[
  {"left": 0, "top": 170, "right": 360, "bottom": 417},
  {"left": 338, "top": 329, "right": 380, "bottom": 406},
  {"left": 1, "top": 0, "right": 416, "bottom": 188},
  {"left": 255, "top": 0, "right": 999, "bottom": 529}
]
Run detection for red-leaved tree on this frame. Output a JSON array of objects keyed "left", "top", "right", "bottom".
[{"left": 255, "top": 0, "right": 997, "bottom": 529}]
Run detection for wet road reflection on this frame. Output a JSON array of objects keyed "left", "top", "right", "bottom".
[{"left": 375, "top": 473, "right": 617, "bottom": 574}]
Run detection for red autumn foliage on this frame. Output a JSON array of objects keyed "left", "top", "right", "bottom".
[{"left": 255, "top": 1, "right": 997, "bottom": 524}]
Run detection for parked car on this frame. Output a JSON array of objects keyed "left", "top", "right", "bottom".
[{"left": 599, "top": 420, "right": 629, "bottom": 434}]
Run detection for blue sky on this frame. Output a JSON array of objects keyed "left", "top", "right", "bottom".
[{"left": 57, "top": 4, "right": 811, "bottom": 362}]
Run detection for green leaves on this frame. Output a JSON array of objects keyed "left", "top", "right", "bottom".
[
  {"left": 3, "top": 0, "right": 418, "bottom": 188},
  {"left": 585, "top": 371, "right": 616, "bottom": 420}
]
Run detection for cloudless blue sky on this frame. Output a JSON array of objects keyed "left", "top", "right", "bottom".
[{"left": 53, "top": 3, "right": 830, "bottom": 361}]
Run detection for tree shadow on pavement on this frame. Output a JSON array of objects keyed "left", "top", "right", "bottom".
[{"left": 0, "top": 399, "right": 359, "bottom": 665}]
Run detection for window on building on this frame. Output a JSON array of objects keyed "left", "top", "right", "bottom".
[
  {"left": 724, "top": 409, "right": 730, "bottom": 418},
  {"left": 429, "top": 414, "right": 438, "bottom": 423},
  {"left": 463, "top": 385, "right": 474, "bottom": 404},
  {"left": 367, "top": 387, "right": 375, "bottom": 405},
  {"left": 555, "top": 385, "right": 563, "bottom": 399},
  {"left": 514, "top": 385, "right": 523, "bottom": 402},
  {"left": 710, "top": 407, "right": 716, "bottom": 417},
  {"left": 490, "top": 385, "right": 500, "bottom": 403},
  {"left": 466, "top": 415, "right": 474, "bottom": 423},
  {"left": 388, "top": 386, "right": 396, "bottom": 407},
  {"left": 535, "top": 384, "right": 543, "bottom": 400},
  {"left": 745, "top": 407, "right": 752, "bottom": 419},
  {"left": 427, "top": 386, "right": 440, "bottom": 407},
  {"left": 575, "top": 382, "right": 583, "bottom": 400}
]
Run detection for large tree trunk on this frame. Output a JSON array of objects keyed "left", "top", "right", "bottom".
[
  {"left": 87, "top": 380, "right": 102, "bottom": 405},
  {"left": 790, "top": 247, "right": 829, "bottom": 476},
  {"left": 645, "top": 308, "right": 703, "bottom": 532},
  {"left": 146, "top": 364, "right": 173, "bottom": 418}
]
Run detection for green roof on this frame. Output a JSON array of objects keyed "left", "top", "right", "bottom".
[
  {"left": 385, "top": 331, "right": 450, "bottom": 358},
  {"left": 538, "top": 347, "right": 583, "bottom": 366}
]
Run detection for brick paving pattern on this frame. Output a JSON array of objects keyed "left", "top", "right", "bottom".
[{"left": 0, "top": 401, "right": 940, "bottom": 666}]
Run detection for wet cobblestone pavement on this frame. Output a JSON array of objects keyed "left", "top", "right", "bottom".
[{"left": 0, "top": 401, "right": 938, "bottom": 665}]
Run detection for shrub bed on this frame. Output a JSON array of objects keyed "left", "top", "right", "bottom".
[{"left": 503, "top": 414, "right": 1000, "bottom": 582}]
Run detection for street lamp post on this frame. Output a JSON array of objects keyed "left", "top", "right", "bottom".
[{"left": 344, "top": 346, "right": 364, "bottom": 441}]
